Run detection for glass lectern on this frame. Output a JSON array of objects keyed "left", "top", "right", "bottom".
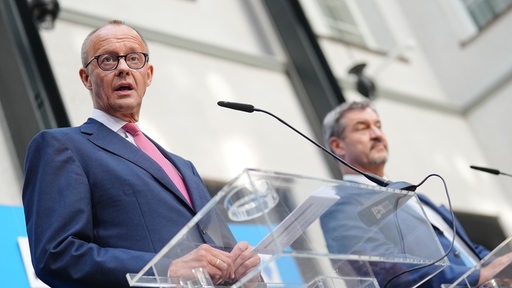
[
  {"left": 127, "top": 169, "right": 447, "bottom": 287},
  {"left": 442, "top": 236, "right": 512, "bottom": 288}
]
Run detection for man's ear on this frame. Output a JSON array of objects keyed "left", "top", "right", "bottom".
[
  {"left": 145, "top": 64, "right": 154, "bottom": 87},
  {"left": 329, "top": 137, "right": 345, "bottom": 157},
  {"left": 79, "top": 68, "right": 92, "bottom": 91}
]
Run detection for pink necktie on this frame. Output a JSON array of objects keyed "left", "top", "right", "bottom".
[{"left": 123, "top": 123, "right": 192, "bottom": 205}]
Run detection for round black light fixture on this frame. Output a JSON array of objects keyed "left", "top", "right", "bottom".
[
  {"left": 348, "top": 63, "right": 376, "bottom": 100},
  {"left": 28, "top": 0, "right": 60, "bottom": 30}
]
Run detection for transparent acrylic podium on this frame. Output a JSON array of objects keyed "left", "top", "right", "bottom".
[
  {"left": 442, "top": 236, "right": 512, "bottom": 288},
  {"left": 127, "top": 169, "right": 447, "bottom": 287}
]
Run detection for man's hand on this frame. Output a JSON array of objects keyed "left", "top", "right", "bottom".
[
  {"left": 478, "top": 252, "right": 512, "bottom": 285},
  {"left": 168, "top": 244, "right": 233, "bottom": 285},
  {"left": 230, "top": 241, "right": 262, "bottom": 282}
]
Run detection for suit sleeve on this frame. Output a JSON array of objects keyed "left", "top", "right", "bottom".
[{"left": 22, "top": 131, "right": 155, "bottom": 288}]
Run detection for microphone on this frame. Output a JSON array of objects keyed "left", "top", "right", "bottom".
[
  {"left": 217, "top": 101, "right": 254, "bottom": 113},
  {"left": 470, "top": 165, "right": 512, "bottom": 177},
  {"left": 217, "top": 101, "right": 416, "bottom": 190}
]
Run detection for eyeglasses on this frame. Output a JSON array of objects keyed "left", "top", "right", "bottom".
[{"left": 84, "top": 52, "right": 149, "bottom": 71}]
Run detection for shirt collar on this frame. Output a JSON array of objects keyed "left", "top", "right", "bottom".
[
  {"left": 342, "top": 174, "right": 379, "bottom": 186},
  {"left": 91, "top": 109, "right": 131, "bottom": 132}
]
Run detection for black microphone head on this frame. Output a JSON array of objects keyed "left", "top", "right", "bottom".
[
  {"left": 470, "top": 165, "right": 500, "bottom": 175},
  {"left": 217, "top": 101, "right": 255, "bottom": 113}
]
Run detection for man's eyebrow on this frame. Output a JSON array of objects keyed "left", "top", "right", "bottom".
[{"left": 352, "top": 119, "right": 371, "bottom": 126}]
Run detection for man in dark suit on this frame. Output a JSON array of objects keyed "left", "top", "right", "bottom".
[
  {"left": 319, "top": 100, "right": 512, "bottom": 287},
  {"left": 22, "top": 20, "right": 260, "bottom": 288}
]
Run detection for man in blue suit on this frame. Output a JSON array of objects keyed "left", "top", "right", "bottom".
[
  {"left": 22, "top": 20, "right": 260, "bottom": 288},
  {"left": 320, "top": 101, "right": 512, "bottom": 287}
]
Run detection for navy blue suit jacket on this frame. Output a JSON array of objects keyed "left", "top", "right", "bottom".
[
  {"left": 22, "top": 118, "right": 218, "bottom": 287},
  {"left": 417, "top": 194, "right": 490, "bottom": 286}
]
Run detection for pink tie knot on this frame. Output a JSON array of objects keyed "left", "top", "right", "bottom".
[{"left": 123, "top": 123, "right": 140, "bottom": 136}]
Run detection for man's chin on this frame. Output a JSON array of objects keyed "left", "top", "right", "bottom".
[{"left": 369, "top": 155, "right": 388, "bottom": 165}]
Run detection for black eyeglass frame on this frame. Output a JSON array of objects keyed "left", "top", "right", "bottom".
[{"left": 84, "top": 52, "right": 149, "bottom": 71}]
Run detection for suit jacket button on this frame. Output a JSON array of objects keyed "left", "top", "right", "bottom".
[{"left": 454, "top": 251, "right": 461, "bottom": 257}]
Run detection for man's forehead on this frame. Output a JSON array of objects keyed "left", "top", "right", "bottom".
[
  {"left": 95, "top": 24, "right": 135, "bottom": 36},
  {"left": 92, "top": 25, "right": 142, "bottom": 43},
  {"left": 88, "top": 25, "right": 145, "bottom": 53},
  {"left": 344, "top": 108, "right": 380, "bottom": 123}
]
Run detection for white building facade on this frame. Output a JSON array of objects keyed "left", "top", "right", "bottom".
[{"left": 3, "top": 0, "right": 512, "bottom": 237}]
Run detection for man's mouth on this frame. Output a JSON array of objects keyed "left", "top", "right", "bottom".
[
  {"left": 371, "top": 142, "right": 386, "bottom": 151},
  {"left": 114, "top": 83, "right": 134, "bottom": 92}
]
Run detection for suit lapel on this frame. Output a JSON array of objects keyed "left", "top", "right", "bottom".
[
  {"left": 150, "top": 139, "right": 205, "bottom": 209},
  {"left": 418, "top": 194, "right": 479, "bottom": 255},
  {"left": 81, "top": 119, "right": 194, "bottom": 210},
  {"left": 154, "top": 142, "right": 212, "bottom": 211}
]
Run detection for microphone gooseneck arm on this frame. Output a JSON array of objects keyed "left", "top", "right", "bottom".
[
  {"left": 217, "top": 101, "right": 394, "bottom": 188},
  {"left": 254, "top": 108, "right": 391, "bottom": 187}
]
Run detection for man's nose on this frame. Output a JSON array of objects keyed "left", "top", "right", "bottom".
[
  {"left": 116, "top": 58, "right": 131, "bottom": 75},
  {"left": 370, "top": 126, "right": 384, "bottom": 138}
]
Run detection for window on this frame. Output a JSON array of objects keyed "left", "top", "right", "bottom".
[
  {"left": 315, "top": 0, "right": 366, "bottom": 46},
  {"left": 462, "top": 0, "right": 512, "bottom": 29},
  {"left": 299, "top": 0, "right": 396, "bottom": 51}
]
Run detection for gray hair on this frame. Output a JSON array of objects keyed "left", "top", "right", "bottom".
[
  {"left": 322, "top": 100, "right": 377, "bottom": 151},
  {"left": 80, "top": 20, "right": 149, "bottom": 67}
]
